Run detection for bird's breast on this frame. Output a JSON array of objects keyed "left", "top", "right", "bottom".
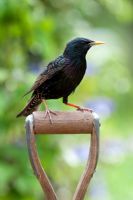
[{"left": 64, "top": 61, "right": 86, "bottom": 89}]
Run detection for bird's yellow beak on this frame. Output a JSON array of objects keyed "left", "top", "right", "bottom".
[{"left": 90, "top": 41, "right": 105, "bottom": 46}]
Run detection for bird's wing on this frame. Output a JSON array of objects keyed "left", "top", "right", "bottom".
[{"left": 24, "top": 56, "right": 70, "bottom": 96}]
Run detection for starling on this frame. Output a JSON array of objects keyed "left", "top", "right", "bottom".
[{"left": 17, "top": 38, "right": 104, "bottom": 121}]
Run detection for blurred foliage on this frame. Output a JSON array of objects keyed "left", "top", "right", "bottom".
[{"left": 0, "top": 0, "right": 133, "bottom": 199}]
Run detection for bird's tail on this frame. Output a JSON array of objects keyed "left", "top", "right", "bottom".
[{"left": 16, "top": 95, "right": 42, "bottom": 117}]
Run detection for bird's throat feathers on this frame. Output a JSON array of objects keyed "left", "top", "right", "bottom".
[{"left": 63, "top": 47, "right": 89, "bottom": 59}]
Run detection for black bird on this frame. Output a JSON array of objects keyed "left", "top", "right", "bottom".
[{"left": 17, "top": 38, "right": 104, "bottom": 121}]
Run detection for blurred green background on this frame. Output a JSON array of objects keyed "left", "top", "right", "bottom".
[{"left": 0, "top": 0, "right": 133, "bottom": 199}]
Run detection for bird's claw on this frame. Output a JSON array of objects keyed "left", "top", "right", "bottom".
[
  {"left": 77, "top": 107, "right": 93, "bottom": 113},
  {"left": 44, "top": 109, "right": 57, "bottom": 124}
]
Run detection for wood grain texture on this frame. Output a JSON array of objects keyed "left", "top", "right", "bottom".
[
  {"left": 73, "top": 119, "right": 99, "bottom": 200},
  {"left": 26, "top": 115, "right": 57, "bottom": 200},
  {"left": 33, "top": 111, "right": 93, "bottom": 134}
]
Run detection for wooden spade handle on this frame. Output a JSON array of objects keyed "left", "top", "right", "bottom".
[{"left": 25, "top": 111, "right": 100, "bottom": 200}]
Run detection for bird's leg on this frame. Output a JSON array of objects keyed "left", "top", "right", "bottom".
[
  {"left": 64, "top": 102, "right": 93, "bottom": 113},
  {"left": 42, "top": 100, "right": 56, "bottom": 123},
  {"left": 63, "top": 97, "right": 93, "bottom": 113}
]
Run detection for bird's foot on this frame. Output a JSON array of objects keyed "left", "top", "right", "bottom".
[
  {"left": 77, "top": 106, "right": 93, "bottom": 113},
  {"left": 44, "top": 109, "right": 57, "bottom": 124}
]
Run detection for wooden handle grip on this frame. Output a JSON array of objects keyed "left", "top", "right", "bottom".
[{"left": 32, "top": 111, "right": 94, "bottom": 134}]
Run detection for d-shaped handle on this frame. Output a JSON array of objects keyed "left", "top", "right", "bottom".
[{"left": 25, "top": 111, "right": 100, "bottom": 200}]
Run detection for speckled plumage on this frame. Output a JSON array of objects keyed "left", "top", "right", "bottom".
[{"left": 17, "top": 37, "right": 101, "bottom": 117}]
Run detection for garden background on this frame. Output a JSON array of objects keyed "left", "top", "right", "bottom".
[{"left": 0, "top": 0, "right": 133, "bottom": 199}]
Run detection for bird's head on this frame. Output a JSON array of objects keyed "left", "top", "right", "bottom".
[{"left": 64, "top": 37, "right": 104, "bottom": 59}]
